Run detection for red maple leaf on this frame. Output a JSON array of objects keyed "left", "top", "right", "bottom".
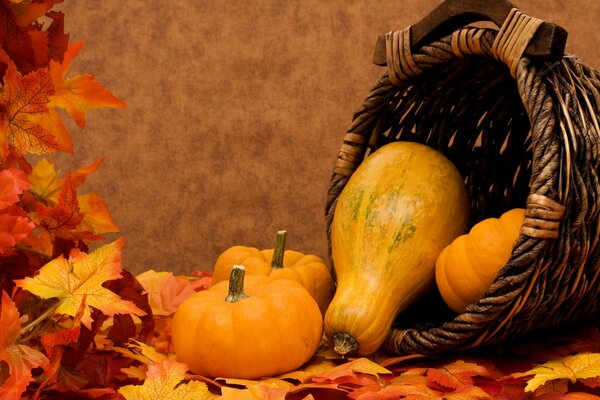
[
  {"left": 0, "top": 2, "right": 39, "bottom": 75},
  {"left": 35, "top": 173, "right": 84, "bottom": 239},
  {"left": 0, "top": 168, "right": 30, "bottom": 209},
  {"left": 0, "top": 205, "right": 35, "bottom": 255}
]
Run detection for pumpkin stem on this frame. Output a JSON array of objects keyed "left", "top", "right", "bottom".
[
  {"left": 270, "top": 230, "right": 287, "bottom": 269},
  {"left": 225, "top": 265, "right": 249, "bottom": 303},
  {"left": 332, "top": 333, "right": 359, "bottom": 356}
]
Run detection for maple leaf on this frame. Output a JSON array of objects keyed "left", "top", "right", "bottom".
[
  {"left": 277, "top": 359, "right": 338, "bottom": 383},
  {"left": 0, "top": 291, "right": 49, "bottom": 400},
  {"left": 49, "top": 41, "right": 126, "bottom": 128},
  {"left": 15, "top": 238, "right": 147, "bottom": 329},
  {"left": 0, "top": 3, "right": 40, "bottom": 74},
  {"left": 427, "top": 360, "right": 491, "bottom": 390},
  {"left": 45, "top": 10, "right": 69, "bottom": 64},
  {"left": 219, "top": 384, "right": 289, "bottom": 400},
  {"left": 9, "top": 0, "right": 63, "bottom": 27},
  {"left": 38, "top": 325, "right": 81, "bottom": 387},
  {"left": 28, "top": 157, "right": 103, "bottom": 201},
  {"left": 513, "top": 353, "right": 600, "bottom": 392},
  {"left": 135, "top": 269, "right": 201, "bottom": 316},
  {"left": 0, "top": 51, "right": 64, "bottom": 158},
  {"left": 0, "top": 168, "right": 30, "bottom": 208},
  {"left": 78, "top": 192, "right": 119, "bottom": 235},
  {"left": 118, "top": 359, "right": 214, "bottom": 400},
  {"left": 34, "top": 173, "right": 83, "bottom": 237},
  {"left": 27, "top": 158, "right": 116, "bottom": 237},
  {"left": 0, "top": 205, "right": 35, "bottom": 254}
]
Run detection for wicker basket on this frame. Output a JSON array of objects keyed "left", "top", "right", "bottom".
[{"left": 325, "top": 5, "right": 600, "bottom": 355}]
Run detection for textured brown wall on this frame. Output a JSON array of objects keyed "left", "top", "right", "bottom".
[{"left": 55, "top": 1, "right": 600, "bottom": 275}]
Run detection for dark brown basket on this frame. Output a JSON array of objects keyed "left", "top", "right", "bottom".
[{"left": 325, "top": 6, "right": 600, "bottom": 355}]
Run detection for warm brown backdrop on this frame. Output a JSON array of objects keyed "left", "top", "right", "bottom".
[{"left": 54, "top": 1, "right": 600, "bottom": 275}]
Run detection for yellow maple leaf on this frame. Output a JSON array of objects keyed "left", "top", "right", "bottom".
[
  {"left": 118, "top": 359, "right": 215, "bottom": 400},
  {"left": 514, "top": 353, "right": 600, "bottom": 392},
  {"left": 15, "top": 238, "right": 146, "bottom": 329},
  {"left": 28, "top": 157, "right": 103, "bottom": 202}
]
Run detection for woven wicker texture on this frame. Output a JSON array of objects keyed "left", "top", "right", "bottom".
[{"left": 325, "top": 12, "right": 600, "bottom": 355}]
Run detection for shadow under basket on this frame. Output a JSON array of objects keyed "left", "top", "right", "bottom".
[{"left": 325, "top": 24, "right": 600, "bottom": 355}]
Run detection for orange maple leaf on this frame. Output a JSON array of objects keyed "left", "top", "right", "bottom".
[
  {"left": 78, "top": 192, "right": 119, "bottom": 234},
  {"left": 427, "top": 360, "right": 491, "bottom": 390},
  {"left": 15, "top": 238, "right": 146, "bottom": 329},
  {"left": 0, "top": 50, "right": 72, "bottom": 158},
  {"left": 49, "top": 41, "right": 126, "bottom": 128},
  {"left": 0, "top": 292, "right": 49, "bottom": 400},
  {"left": 118, "top": 359, "right": 214, "bottom": 400}
]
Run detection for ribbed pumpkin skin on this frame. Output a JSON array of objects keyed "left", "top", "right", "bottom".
[
  {"left": 435, "top": 208, "right": 525, "bottom": 313},
  {"left": 325, "top": 142, "right": 470, "bottom": 355},
  {"left": 171, "top": 275, "right": 323, "bottom": 379},
  {"left": 212, "top": 246, "right": 334, "bottom": 315}
]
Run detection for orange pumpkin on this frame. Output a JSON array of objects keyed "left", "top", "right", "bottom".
[
  {"left": 172, "top": 265, "right": 323, "bottom": 379},
  {"left": 211, "top": 230, "right": 334, "bottom": 315},
  {"left": 435, "top": 208, "right": 525, "bottom": 313}
]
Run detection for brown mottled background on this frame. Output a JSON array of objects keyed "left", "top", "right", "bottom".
[{"left": 54, "top": 1, "right": 599, "bottom": 275}]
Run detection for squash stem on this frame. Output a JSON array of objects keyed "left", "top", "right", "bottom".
[
  {"left": 225, "top": 265, "right": 249, "bottom": 303},
  {"left": 333, "top": 333, "right": 359, "bottom": 356},
  {"left": 270, "top": 230, "right": 287, "bottom": 269}
]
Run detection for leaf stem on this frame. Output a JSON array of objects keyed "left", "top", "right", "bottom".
[
  {"left": 225, "top": 265, "right": 248, "bottom": 303},
  {"left": 14, "top": 244, "right": 52, "bottom": 260},
  {"left": 270, "top": 230, "right": 287, "bottom": 269},
  {"left": 27, "top": 188, "right": 56, "bottom": 207},
  {"left": 20, "top": 299, "right": 62, "bottom": 336}
]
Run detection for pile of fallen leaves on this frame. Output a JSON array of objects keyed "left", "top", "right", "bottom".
[{"left": 1, "top": 1, "right": 600, "bottom": 399}]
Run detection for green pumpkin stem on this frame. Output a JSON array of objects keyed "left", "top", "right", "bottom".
[
  {"left": 333, "top": 333, "right": 359, "bottom": 356},
  {"left": 225, "top": 265, "right": 249, "bottom": 303},
  {"left": 270, "top": 230, "right": 287, "bottom": 269}
]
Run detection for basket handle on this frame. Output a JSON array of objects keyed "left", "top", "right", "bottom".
[{"left": 373, "top": 0, "right": 567, "bottom": 66}]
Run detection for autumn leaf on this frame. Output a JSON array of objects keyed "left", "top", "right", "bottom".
[
  {"left": 38, "top": 325, "right": 81, "bottom": 387},
  {"left": 28, "top": 157, "right": 103, "bottom": 201},
  {"left": 27, "top": 158, "right": 117, "bottom": 237},
  {"left": 0, "top": 206, "right": 35, "bottom": 254},
  {"left": 136, "top": 269, "right": 202, "bottom": 316},
  {"left": 0, "top": 51, "right": 65, "bottom": 157},
  {"left": 49, "top": 41, "right": 126, "bottom": 128},
  {"left": 15, "top": 238, "right": 147, "bottom": 329},
  {"left": 34, "top": 173, "right": 84, "bottom": 237},
  {"left": 219, "top": 384, "right": 288, "bottom": 400},
  {"left": 427, "top": 360, "right": 491, "bottom": 390},
  {"left": 0, "top": 291, "right": 49, "bottom": 400},
  {"left": 276, "top": 359, "right": 338, "bottom": 383},
  {"left": 118, "top": 359, "right": 214, "bottom": 400},
  {"left": 78, "top": 192, "right": 119, "bottom": 234},
  {"left": 513, "top": 353, "right": 600, "bottom": 392},
  {"left": 9, "top": 0, "right": 63, "bottom": 27},
  {"left": 0, "top": 3, "right": 42, "bottom": 75},
  {"left": 0, "top": 168, "right": 31, "bottom": 208}
]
